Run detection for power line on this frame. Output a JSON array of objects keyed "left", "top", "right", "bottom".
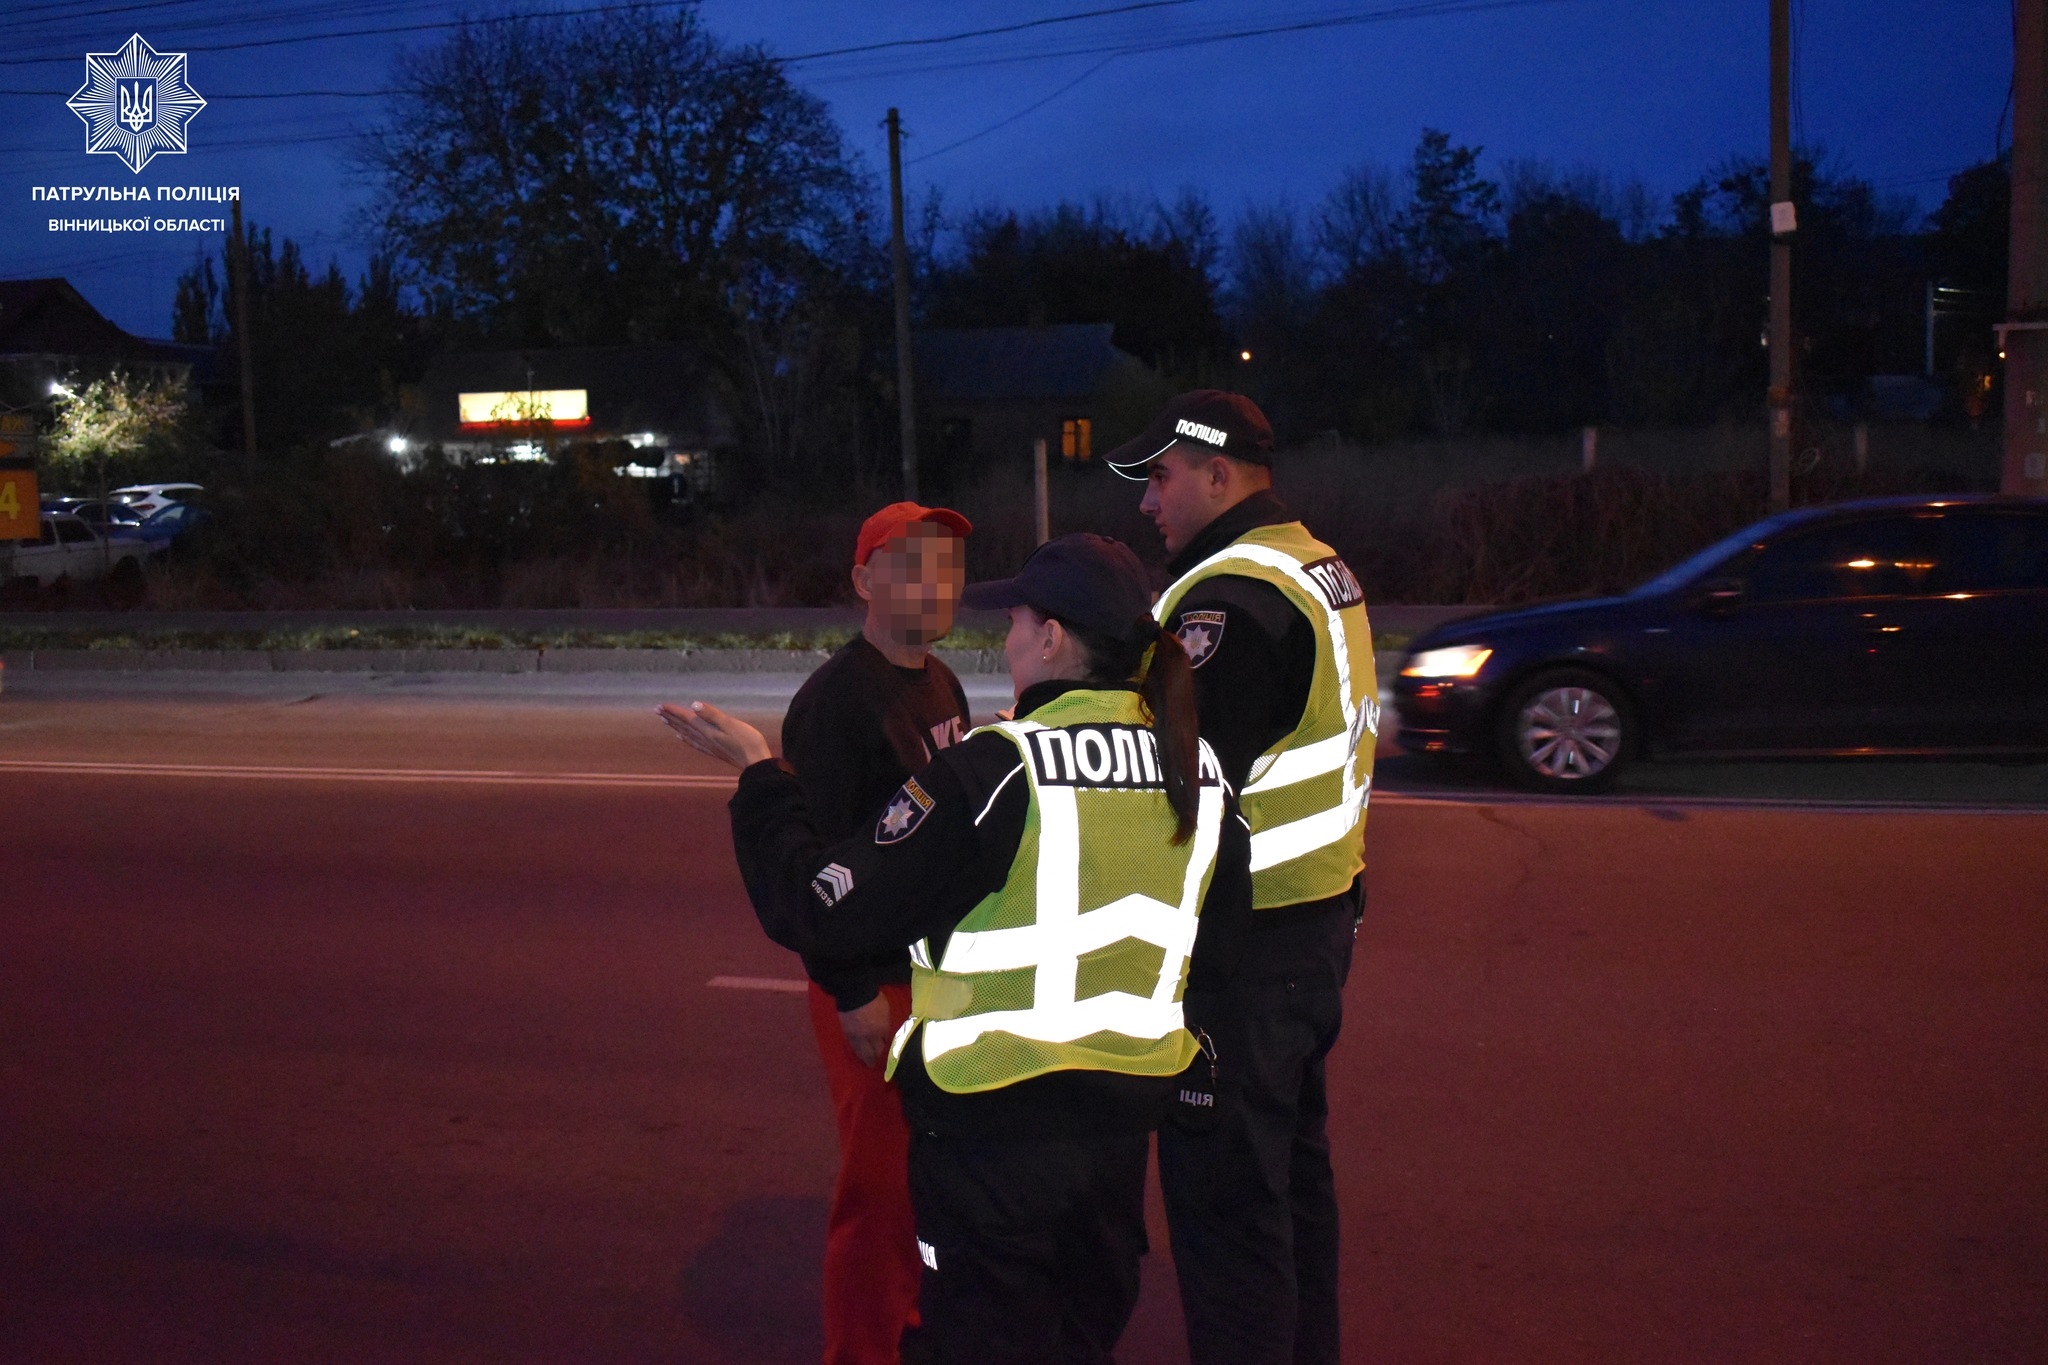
[
  {"left": 908, "top": 56, "right": 1121, "bottom": 165},
  {"left": 0, "top": 0, "right": 694, "bottom": 66},
  {"left": 0, "top": 0, "right": 1203, "bottom": 69}
]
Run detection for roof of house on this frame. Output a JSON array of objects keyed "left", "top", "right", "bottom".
[
  {"left": 914, "top": 324, "right": 1134, "bottom": 403},
  {"left": 0, "top": 278, "right": 190, "bottom": 363}
]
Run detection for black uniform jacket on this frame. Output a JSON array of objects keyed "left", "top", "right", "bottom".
[
  {"left": 1159, "top": 491, "right": 1362, "bottom": 923},
  {"left": 1159, "top": 490, "right": 1317, "bottom": 793},
  {"left": 729, "top": 679, "right": 1254, "bottom": 1138},
  {"left": 780, "top": 635, "right": 971, "bottom": 1011}
]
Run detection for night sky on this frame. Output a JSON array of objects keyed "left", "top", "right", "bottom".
[{"left": 0, "top": 0, "right": 2013, "bottom": 338}]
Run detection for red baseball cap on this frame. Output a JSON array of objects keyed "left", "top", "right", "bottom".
[{"left": 855, "top": 501, "right": 973, "bottom": 565}]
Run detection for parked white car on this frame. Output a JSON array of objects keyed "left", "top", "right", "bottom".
[
  {"left": 110, "top": 482, "right": 204, "bottom": 518},
  {"left": 1, "top": 511, "right": 153, "bottom": 592}
]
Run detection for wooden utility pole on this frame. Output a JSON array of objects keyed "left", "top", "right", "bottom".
[
  {"left": 230, "top": 197, "right": 257, "bottom": 458},
  {"left": 1766, "top": 0, "right": 1794, "bottom": 513},
  {"left": 886, "top": 108, "right": 918, "bottom": 500},
  {"left": 2002, "top": 0, "right": 2048, "bottom": 493}
]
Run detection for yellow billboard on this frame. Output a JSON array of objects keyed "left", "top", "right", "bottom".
[{"left": 457, "top": 389, "right": 590, "bottom": 429}]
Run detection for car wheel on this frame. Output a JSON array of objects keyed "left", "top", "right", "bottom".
[{"left": 1496, "top": 667, "right": 1632, "bottom": 794}]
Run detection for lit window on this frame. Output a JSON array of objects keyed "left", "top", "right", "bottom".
[{"left": 1061, "top": 418, "right": 1092, "bottom": 461}]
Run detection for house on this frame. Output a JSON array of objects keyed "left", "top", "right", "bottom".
[
  {"left": 0, "top": 277, "right": 216, "bottom": 415},
  {"left": 406, "top": 344, "right": 733, "bottom": 484},
  {"left": 913, "top": 324, "right": 1166, "bottom": 481}
]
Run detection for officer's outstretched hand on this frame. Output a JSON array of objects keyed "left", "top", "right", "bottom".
[{"left": 659, "top": 701, "right": 774, "bottom": 770}]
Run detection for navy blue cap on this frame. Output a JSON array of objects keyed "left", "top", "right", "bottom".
[{"left": 961, "top": 533, "right": 1154, "bottom": 642}]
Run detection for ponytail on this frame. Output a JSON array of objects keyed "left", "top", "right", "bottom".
[
  {"left": 1138, "top": 625, "right": 1200, "bottom": 843},
  {"left": 1053, "top": 613, "right": 1205, "bottom": 845}
]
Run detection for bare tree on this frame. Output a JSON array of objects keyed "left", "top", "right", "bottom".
[{"left": 362, "top": 4, "right": 875, "bottom": 476}]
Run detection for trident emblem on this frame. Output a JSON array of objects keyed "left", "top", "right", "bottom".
[{"left": 117, "top": 78, "right": 155, "bottom": 132}]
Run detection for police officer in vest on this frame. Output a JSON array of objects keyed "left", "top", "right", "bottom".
[
  {"left": 662, "top": 534, "right": 1251, "bottom": 1365},
  {"left": 1105, "top": 392, "right": 1377, "bottom": 1365}
]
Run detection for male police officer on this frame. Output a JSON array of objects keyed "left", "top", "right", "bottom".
[{"left": 1106, "top": 391, "right": 1376, "bottom": 1365}]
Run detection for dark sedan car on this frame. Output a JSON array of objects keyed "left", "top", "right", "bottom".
[{"left": 1393, "top": 494, "right": 2048, "bottom": 792}]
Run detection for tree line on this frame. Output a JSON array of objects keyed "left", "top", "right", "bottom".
[{"left": 167, "top": 2, "right": 2009, "bottom": 498}]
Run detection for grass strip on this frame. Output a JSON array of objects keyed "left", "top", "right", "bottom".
[{"left": 0, "top": 624, "right": 1417, "bottom": 658}]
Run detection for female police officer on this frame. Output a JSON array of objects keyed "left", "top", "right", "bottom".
[{"left": 663, "top": 533, "right": 1250, "bottom": 1365}]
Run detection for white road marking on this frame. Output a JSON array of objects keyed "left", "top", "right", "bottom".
[
  {"left": 0, "top": 759, "right": 736, "bottom": 789},
  {"left": 0, "top": 759, "right": 2032, "bottom": 816},
  {"left": 707, "top": 975, "right": 809, "bottom": 994}
]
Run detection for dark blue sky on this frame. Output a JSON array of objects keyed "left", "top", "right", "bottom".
[{"left": 0, "top": 0, "right": 2012, "bottom": 338}]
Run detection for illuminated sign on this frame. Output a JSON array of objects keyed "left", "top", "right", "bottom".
[
  {"left": 0, "top": 459, "right": 38, "bottom": 541},
  {"left": 457, "top": 389, "right": 591, "bottom": 430}
]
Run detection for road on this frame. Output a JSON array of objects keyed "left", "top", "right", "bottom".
[{"left": 2, "top": 673, "right": 2044, "bottom": 1363}]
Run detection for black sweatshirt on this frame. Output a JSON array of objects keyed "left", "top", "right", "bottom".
[
  {"left": 780, "top": 635, "right": 970, "bottom": 1011},
  {"left": 729, "top": 680, "right": 1254, "bottom": 1137}
]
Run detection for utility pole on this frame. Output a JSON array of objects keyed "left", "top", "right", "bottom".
[
  {"left": 886, "top": 108, "right": 918, "bottom": 500},
  {"left": 1033, "top": 436, "right": 1050, "bottom": 545},
  {"left": 2002, "top": 0, "right": 2048, "bottom": 493},
  {"left": 1925, "top": 280, "right": 1936, "bottom": 378},
  {"left": 230, "top": 196, "right": 257, "bottom": 459},
  {"left": 1766, "top": 0, "right": 1795, "bottom": 514}
]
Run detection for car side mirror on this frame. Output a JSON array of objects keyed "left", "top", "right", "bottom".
[{"left": 1695, "top": 576, "right": 1746, "bottom": 616}]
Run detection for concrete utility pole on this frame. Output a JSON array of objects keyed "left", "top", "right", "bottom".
[
  {"left": 886, "top": 108, "right": 918, "bottom": 500},
  {"left": 1766, "top": 0, "right": 1795, "bottom": 513},
  {"left": 2002, "top": 0, "right": 2048, "bottom": 494},
  {"left": 1033, "top": 436, "right": 1050, "bottom": 545},
  {"left": 230, "top": 197, "right": 257, "bottom": 458}
]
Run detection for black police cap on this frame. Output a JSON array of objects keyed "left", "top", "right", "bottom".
[
  {"left": 961, "top": 533, "right": 1154, "bottom": 644},
  {"left": 1103, "top": 390, "right": 1275, "bottom": 480}
]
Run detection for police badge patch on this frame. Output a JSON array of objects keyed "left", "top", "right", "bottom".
[
  {"left": 1175, "top": 610, "right": 1228, "bottom": 668},
  {"left": 875, "top": 776, "right": 935, "bottom": 844}
]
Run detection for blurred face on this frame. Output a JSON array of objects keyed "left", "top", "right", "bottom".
[
  {"left": 858, "top": 521, "right": 965, "bottom": 647},
  {"left": 1138, "top": 444, "right": 1228, "bottom": 556}
]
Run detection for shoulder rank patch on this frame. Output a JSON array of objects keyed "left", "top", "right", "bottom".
[
  {"left": 811, "top": 863, "right": 855, "bottom": 906},
  {"left": 1175, "top": 609, "right": 1228, "bottom": 668},
  {"left": 876, "top": 776, "right": 935, "bottom": 844},
  {"left": 1302, "top": 555, "right": 1365, "bottom": 611}
]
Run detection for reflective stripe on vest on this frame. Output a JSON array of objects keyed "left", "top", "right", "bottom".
[
  {"left": 1154, "top": 526, "right": 1377, "bottom": 906},
  {"left": 886, "top": 689, "right": 1225, "bottom": 1094}
]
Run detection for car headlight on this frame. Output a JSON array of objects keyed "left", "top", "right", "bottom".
[{"left": 1400, "top": 645, "right": 1494, "bottom": 679}]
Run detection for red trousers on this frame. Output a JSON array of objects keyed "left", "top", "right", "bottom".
[{"left": 807, "top": 981, "right": 921, "bottom": 1365}]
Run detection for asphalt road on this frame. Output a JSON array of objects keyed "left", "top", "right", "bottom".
[{"left": 2, "top": 674, "right": 2044, "bottom": 1363}]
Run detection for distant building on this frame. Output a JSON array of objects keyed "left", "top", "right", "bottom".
[
  {"left": 404, "top": 344, "right": 733, "bottom": 485},
  {"left": 913, "top": 324, "right": 1165, "bottom": 480},
  {"left": 0, "top": 277, "right": 216, "bottom": 415}
]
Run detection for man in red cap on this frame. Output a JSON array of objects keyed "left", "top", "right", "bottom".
[{"left": 779, "top": 501, "right": 974, "bottom": 1364}]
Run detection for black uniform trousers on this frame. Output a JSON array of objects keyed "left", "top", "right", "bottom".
[
  {"left": 899, "top": 1126, "right": 1151, "bottom": 1365},
  {"left": 1158, "top": 882, "right": 1361, "bottom": 1365}
]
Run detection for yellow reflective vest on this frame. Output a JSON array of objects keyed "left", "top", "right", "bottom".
[
  {"left": 1154, "top": 521, "right": 1377, "bottom": 910},
  {"left": 887, "top": 688, "right": 1227, "bottom": 1094}
]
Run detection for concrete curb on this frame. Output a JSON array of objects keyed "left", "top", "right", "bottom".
[
  {"left": 0, "top": 642, "right": 1409, "bottom": 679},
  {"left": 0, "top": 646, "right": 1014, "bottom": 675}
]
